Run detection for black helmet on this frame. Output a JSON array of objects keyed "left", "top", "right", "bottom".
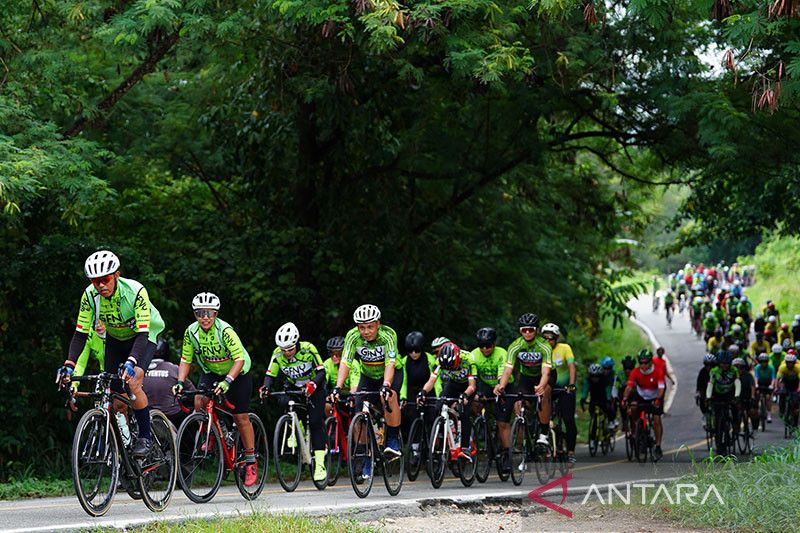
[
  {"left": 405, "top": 331, "right": 425, "bottom": 353},
  {"left": 476, "top": 327, "right": 497, "bottom": 346},
  {"left": 518, "top": 313, "right": 539, "bottom": 329},
  {"left": 154, "top": 339, "right": 170, "bottom": 360},
  {"left": 621, "top": 355, "right": 636, "bottom": 370},
  {"left": 438, "top": 342, "right": 461, "bottom": 371},
  {"left": 716, "top": 350, "right": 733, "bottom": 365},
  {"left": 326, "top": 336, "right": 345, "bottom": 353}
]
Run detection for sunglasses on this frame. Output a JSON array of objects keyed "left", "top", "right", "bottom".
[
  {"left": 542, "top": 335, "right": 556, "bottom": 341},
  {"left": 91, "top": 274, "right": 114, "bottom": 286},
  {"left": 194, "top": 309, "right": 217, "bottom": 318},
  {"left": 520, "top": 327, "right": 536, "bottom": 334},
  {"left": 409, "top": 349, "right": 421, "bottom": 354},
  {"left": 478, "top": 343, "right": 494, "bottom": 349}
]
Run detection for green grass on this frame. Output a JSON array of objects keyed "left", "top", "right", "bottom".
[
  {"left": 86, "top": 512, "right": 379, "bottom": 532},
  {"left": 0, "top": 477, "right": 74, "bottom": 500},
  {"left": 739, "top": 233, "right": 800, "bottom": 321},
  {"left": 644, "top": 440, "right": 800, "bottom": 532}
]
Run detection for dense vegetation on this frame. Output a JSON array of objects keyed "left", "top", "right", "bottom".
[{"left": 1, "top": 0, "right": 798, "bottom": 478}]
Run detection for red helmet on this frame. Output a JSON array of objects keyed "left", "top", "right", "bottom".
[
  {"left": 768, "top": 301, "right": 775, "bottom": 308},
  {"left": 782, "top": 323, "right": 789, "bottom": 330},
  {"left": 438, "top": 342, "right": 461, "bottom": 371}
]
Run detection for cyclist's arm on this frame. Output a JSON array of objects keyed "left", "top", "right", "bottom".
[
  {"left": 336, "top": 334, "right": 356, "bottom": 389},
  {"left": 178, "top": 328, "right": 195, "bottom": 383},
  {"left": 380, "top": 329, "right": 399, "bottom": 388},
  {"left": 308, "top": 343, "right": 327, "bottom": 388},
  {"left": 128, "top": 288, "right": 153, "bottom": 363},
  {"left": 705, "top": 380, "right": 713, "bottom": 399},
  {"left": 421, "top": 368, "right": 439, "bottom": 394},
  {"left": 222, "top": 327, "right": 248, "bottom": 381},
  {"left": 464, "top": 376, "right": 477, "bottom": 398},
  {"left": 399, "top": 361, "right": 408, "bottom": 401},
  {"left": 263, "top": 351, "right": 282, "bottom": 391}
]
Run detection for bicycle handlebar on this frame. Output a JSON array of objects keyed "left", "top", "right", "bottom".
[{"left": 177, "top": 388, "right": 235, "bottom": 412}]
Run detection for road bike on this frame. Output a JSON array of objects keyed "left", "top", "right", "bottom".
[
  {"left": 757, "top": 386, "right": 772, "bottom": 432},
  {"left": 710, "top": 398, "right": 736, "bottom": 456},
  {"left": 271, "top": 390, "right": 330, "bottom": 491},
  {"left": 472, "top": 395, "right": 511, "bottom": 483},
  {"left": 175, "top": 387, "right": 268, "bottom": 502},
  {"left": 427, "top": 396, "right": 476, "bottom": 488},
  {"left": 324, "top": 395, "right": 353, "bottom": 486},
  {"left": 347, "top": 391, "right": 404, "bottom": 498},
  {"left": 509, "top": 392, "right": 554, "bottom": 485},
  {"left": 550, "top": 388, "right": 571, "bottom": 475},
  {"left": 66, "top": 373, "right": 177, "bottom": 516},
  {"left": 405, "top": 402, "right": 431, "bottom": 482},
  {"left": 588, "top": 403, "right": 615, "bottom": 457},
  {"left": 629, "top": 401, "right": 657, "bottom": 463},
  {"left": 678, "top": 294, "right": 687, "bottom": 315},
  {"left": 736, "top": 399, "right": 755, "bottom": 455},
  {"left": 665, "top": 302, "right": 674, "bottom": 328}
]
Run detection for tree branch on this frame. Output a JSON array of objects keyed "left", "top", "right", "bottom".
[
  {"left": 64, "top": 25, "right": 182, "bottom": 138},
  {"left": 553, "top": 144, "right": 692, "bottom": 185}
]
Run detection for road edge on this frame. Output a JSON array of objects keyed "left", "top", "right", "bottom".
[{"left": 629, "top": 308, "right": 678, "bottom": 414}]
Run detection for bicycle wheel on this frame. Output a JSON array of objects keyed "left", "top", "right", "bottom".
[
  {"left": 382, "top": 431, "right": 404, "bottom": 496},
  {"left": 139, "top": 410, "right": 177, "bottom": 512},
  {"left": 759, "top": 397, "right": 767, "bottom": 432},
  {"left": 737, "top": 415, "right": 752, "bottom": 455},
  {"left": 509, "top": 417, "right": 526, "bottom": 486},
  {"left": 428, "top": 416, "right": 448, "bottom": 489},
  {"left": 347, "top": 412, "right": 375, "bottom": 498},
  {"left": 588, "top": 412, "right": 598, "bottom": 457},
  {"left": 458, "top": 434, "right": 476, "bottom": 488},
  {"left": 235, "top": 413, "right": 269, "bottom": 500},
  {"left": 406, "top": 417, "right": 425, "bottom": 482},
  {"left": 494, "top": 426, "right": 510, "bottom": 482},
  {"left": 325, "top": 416, "right": 342, "bottom": 486},
  {"left": 273, "top": 414, "right": 302, "bottom": 492},
  {"left": 72, "top": 408, "right": 119, "bottom": 517},
  {"left": 176, "top": 412, "right": 224, "bottom": 503},
  {"left": 473, "top": 416, "right": 490, "bottom": 483},
  {"left": 534, "top": 431, "right": 553, "bottom": 485},
  {"left": 555, "top": 427, "right": 569, "bottom": 476},
  {"left": 634, "top": 419, "right": 648, "bottom": 463},
  {"left": 545, "top": 429, "right": 558, "bottom": 479},
  {"left": 625, "top": 431, "right": 634, "bottom": 461}
]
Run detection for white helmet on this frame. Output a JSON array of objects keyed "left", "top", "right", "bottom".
[
  {"left": 541, "top": 323, "right": 560, "bottom": 337},
  {"left": 431, "top": 336, "right": 450, "bottom": 349},
  {"left": 772, "top": 343, "right": 783, "bottom": 354},
  {"left": 353, "top": 304, "right": 381, "bottom": 324},
  {"left": 84, "top": 250, "right": 120, "bottom": 278},
  {"left": 192, "top": 292, "right": 220, "bottom": 310},
  {"left": 768, "top": 315, "right": 777, "bottom": 323},
  {"left": 275, "top": 322, "right": 300, "bottom": 349}
]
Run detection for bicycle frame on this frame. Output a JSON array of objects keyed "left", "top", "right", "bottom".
[
  {"left": 329, "top": 401, "right": 351, "bottom": 458},
  {"left": 179, "top": 390, "right": 241, "bottom": 473},
  {"left": 281, "top": 403, "right": 313, "bottom": 465},
  {"left": 434, "top": 398, "right": 465, "bottom": 462}
]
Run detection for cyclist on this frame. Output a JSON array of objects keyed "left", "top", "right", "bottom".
[
  {"left": 770, "top": 343, "right": 785, "bottom": 379},
  {"left": 703, "top": 312, "right": 718, "bottom": 342},
  {"left": 764, "top": 300, "right": 781, "bottom": 323},
  {"left": 70, "top": 324, "right": 107, "bottom": 397},
  {"left": 622, "top": 351, "right": 665, "bottom": 460},
  {"left": 792, "top": 315, "right": 800, "bottom": 343},
  {"left": 730, "top": 324, "right": 746, "bottom": 347},
  {"left": 143, "top": 339, "right": 196, "bottom": 429},
  {"left": 323, "top": 336, "right": 359, "bottom": 416},
  {"left": 664, "top": 290, "right": 675, "bottom": 325},
  {"left": 175, "top": 292, "right": 257, "bottom": 485},
  {"left": 749, "top": 332, "right": 770, "bottom": 359},
  {"left": 753, "top": 353, "right": 775, "bottom": 423},
  {"left": 654, "top": 347, "right": 676, "bottom": 385},
  {"left": 494, "top": 313, "right": 554, "bottom": 446},
  {"left": 733, "top": 357, "right": 758, "bottom": 432},
  {"left": 754, "top": 313, "right": 766, "bottom": 336},
  {"left": 707, "top": 329, "right": 724, "bottom": 353},
  {"left": 713, "top": 302, "right": 727, "bottom": 333},
  {"left": 581, "top": 363, "right": 615, "bottom": 434},
  {"left": 765, "top": 316, "right": 778, "bottom": 345},
  {"left": 737, "top": 296, "right": 752, "bottom": 327},
  {"left": 331, "top": 304, "right": 403, "bottom": 470},
  {"left": 695, "top": 353, "right": 716, "bottom": 424},
  {"left": 57, "top": 250, "right": 165, "bottom": 458},
  {"left": 418, "top": 342, "right": 477, "bottom": 460},
  {"left": 779, "top": 323, "right": 794, "bottom": 346},
  {"left": 399, "top": 331, "right": 439, "bottom": 438},
  {"left": 599, "top": 357, "right": 618, "bottom": 428},
  {"left": 705, "top": 350, "right": 741, "bottom": 453},
  {"left": 541, "top": 323, "right": 577, "bottom": 463},
  {"left": 777, "top": 350, "right": 800, "bottom": 421}
]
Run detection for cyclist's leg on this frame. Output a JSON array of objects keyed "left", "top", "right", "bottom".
[
  {"left": 305, "top": 381, "right": 327, "bottom": 451},
  {"left": 354, "top": 374, "right": 380, "bottom": 445},
  {"left": 455, "top": 382, "right": 471, "bottom": 448},
  {"left": 195, "top": 373, "right": 214, "bottom": 412},
  {"left": 496, "top": 382, "right": 515, "bottom": 450},
  {"left": 227, "top": 373, "right": 255, "bottom": 450},
  {"left": 559, "top": 389, "right": 577, "bottom": 457},
  {"left": 106, "top": 337, "right": 154, "bottom": 444},
  {"left": 383, "top": 371, "right": 404, "bottom": 452}
]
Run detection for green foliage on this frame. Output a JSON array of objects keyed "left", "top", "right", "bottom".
[
  {"left": 738, "top": 232, "right": 800, "bottom": 320},
  {"left": 89, "top": 512, "right": 379, "bottom": 532}
]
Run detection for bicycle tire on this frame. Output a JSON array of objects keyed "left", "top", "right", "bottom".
[
  {"left": 72, "top": 408, "right": 119, "bottom": 517},
  {"left": 347, "top": 412, "right": 375, "bottom": 498},
  {"left": 428, "top": 416, "right": 448, "bottom": 489},
  {"left": 273, "top": 414, "right": 302, "bottom": 492},
  {"left": 325, "top": 416, "right": 342, "bottom": 486},
  {"left": 382, "top": 431, "right": 404, "bottom": 496},
  {"left": 406, "top": 417, "right": 425, "bottom": 482},
  {"left": 458, "top": 435, "right": 476, "bottom": 488},
  {"left": 625, "top": 432, "right": 634, "bottom": 461},
  {"left": 139, "top": 410, "right": 177, "bottom": 512},
  {"left": 473, "top": 416, "right": 491, "bottom": 483},
  {"left": 554, "top": 426, "right": 569, "bottom": 476},
  {"left": 510, "top": 417, "right": 526, "bottom": 486},
  {"left": 176, "top": 412, "right": 224, "bottom": 503},
  {"left": 494, "top": 425, "right": 510, "bottom": 482},
  {"left": 634, "top": 419, "right": 648, "bottom": 463},
  {"left": 588, "top": 412, "right": 598, "bottom": 457},
  {"left": 235, "top": 413, "right": 269, "bottom": 500}
]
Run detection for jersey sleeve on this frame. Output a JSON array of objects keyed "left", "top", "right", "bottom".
[
  {"left": 467, "top": 353, "right": 478, "bottom": 380},
  {"left": 266, "top": 349, "right": 282, "bottom": 377},
  {"left": 341, "top": 329, "right": 358, "bottom": 368},
  {"left": 308, "top": 343, "right": 325, "bottom": 370},
  {"left": 542, "top": 342, "right": 553, "bottom": 368},
  {"left": 222, "top": 327, "right": 247, "bottom": 364},
  {"left": 75, "top": 290, "right": 94, "bottom": 333},
  {"left": 180, "top": 327, "right": 194, "bottom": 365},
  {"left": 505, "top": 340, "right": 519, "bottom": 370},
  {"left": 133, "top": 287, "right": 152, "bottom": 334},
  {"left": 400, "top": 356, "right": 408, "bottom": 401},
  {"left": 379, "top": 327, "right": 399, "bottom": 366}
]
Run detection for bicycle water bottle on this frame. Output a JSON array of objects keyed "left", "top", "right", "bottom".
[
  {"left": 115, "top": 412, "right": 132, "bottom": 447},
  {"left": 227, "top": 423, "right": 236, "bottom": 448}
]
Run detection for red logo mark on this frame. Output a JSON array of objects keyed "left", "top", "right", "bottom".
[{"left": 527, "top": 472, "right": 573, "bottom": 518}]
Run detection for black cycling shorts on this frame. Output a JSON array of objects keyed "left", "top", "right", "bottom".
[
  {"left": 517, "top": 369, "right": 557, "bottom": 394},
  {"left": 355, "top": 372, "right": 403, "bottom": 413},
  {"left": 198, "top": 372, "right": 252, "bottom": 414},
  {"left": 476, "top": 380, "right": 514, "bottom": 423},
  {"left": 105, "top": 336, "right": 156, "bottom": 393},
  {"left": 629, "top": 391, "right": 663, "bottom": 416}
]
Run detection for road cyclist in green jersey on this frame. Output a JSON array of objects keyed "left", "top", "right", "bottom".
[
  {"left": 174, "top": 292, "right": 258, "bottom": 486},
  {"left": 323, "top": 336, "right": 359, "bottom": 417},
  {"left": 470, "top": 327, "right": 514, "bottom": 470},
  {"left": 260, "top": 322, "right": 328, "bottom": 482},
  {"left": 57, "top": 250, "right": 165, "bottom": 458},
  {"left": 330, "top": 304, "right": 404, "bottom": 480},
  {"left": 418, "top": 341, "right": 478, "bottom": 460},
  {"left": 494, "top": 313, "right": 555, "bottom": 446},
  {"left": 541, "top": 323, "right": 578, "bottom": 463}
]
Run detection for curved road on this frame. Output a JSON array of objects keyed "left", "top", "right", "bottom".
[{"left": 0, "top": 297, "right": 788, "bottom": 532}]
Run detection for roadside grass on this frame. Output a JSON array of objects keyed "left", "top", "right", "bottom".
[
  {"left": 739, "top": 233, "right": 800, "bottom": 320},
  {"left": 86, "top": 512, "right": 379, "bottom": 533},
  {"left": 0, "top": 477, "right": 73, "bottom": 500}
]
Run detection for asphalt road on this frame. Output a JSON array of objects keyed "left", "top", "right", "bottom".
[{"left": 0, "top": 296, "right": 789, "bottom": 532}]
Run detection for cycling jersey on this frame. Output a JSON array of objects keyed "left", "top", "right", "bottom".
[
  {"left": 707, "top": 366, "right": 740, "bottom": 397},
  {"left": 143, "top": 359, "right": 195, "bottom": 420},
  {"left": 749, "top": 340, "right": 770, "bottom": 356},
  {"left": 506, "top": 336, "right": 552, "bottom": 378},
  {"left": 664, "top": 293, "right": 674, "bottom": 306},
  {"left": 626, "top": 366, "right": 665, "bottom": 401},
  {"left": 707, "top": 336, "right": 723, "bottom": 353},
  {"left": 581, "top": 375, "right": 609, "bottom": 403},
  {"left": 72, "top": 330, "right": 106, "bottom": 391},
  {"left": 551, "top": 343, "right": 575, "bottom": 387},
  {"left": 703, "top": 316, "right": 718, "bottom": 333},
  {"left": 777, "top": 363, "right": 800, "bottom": 390},
  {"left": 399, "top": 352, "right": 441, "bottom": 400},
  {"left": 323, "top": 357, "right": 359, "bottom": 391},
  {"left": 778, "top": 330, "right": 794, "bottom": 346},
  {"left": 754, "top": 363, "right": 775, "bottom": 386},
  {"left": 341, "top": 325, "right": 401, "bottom": 381},
  {"left": 181, "top": 318, "right": 251, "bottom": 375},
  {"left": 612, "top": 370, "right": 630, "bottom": 399},
  {"left": 75, "top": 277, "right": 164, "bottom": 344},
  {"left": 432, "top": 350, "right": 477, "bottom": 385},
  {"left": 470, "top": 346, "right": 509, "bottom": 387},
  {"left": 771, "top": 351, "right": 785, "bottom": 373},
  {"left": 266, "top": 341, "right": 323, "bottom": 387}
]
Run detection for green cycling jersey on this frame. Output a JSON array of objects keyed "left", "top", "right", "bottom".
[
  {"left": 266, "top": 341, "right": 323, "bottom": 387},
  {"left": 75, "top": 277, "right": 164, "bottom": 344},
  {"left": 341, "top": 325, "right": 402, "bottom": 381},
  {"left": 470, "top": 346, "right": 508, "bottom": 387},
  {"left": 324, "top": 357, "right": 359, "bottom": 391},
  {"left": 432, "top": 350, "right": 477, "bottom": 385},
  {"left": 506, "top": 335, "right": 552, "bottom": 378},
  {"left": 707, "top": 366, "right": 740, "bottom": 397},
  {"left": 181, "top": 317, "right": 251, "bottom": 375},
  {"left": 72, "top": 329, "right": 106, "bottom": 391}
]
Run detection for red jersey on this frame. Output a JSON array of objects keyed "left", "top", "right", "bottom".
[
  {"left": 653, "top": 356, "right": 667, "bottom": 377},
  {"left": 627, "top": 366, "right": 665, "bottom": 400}
]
